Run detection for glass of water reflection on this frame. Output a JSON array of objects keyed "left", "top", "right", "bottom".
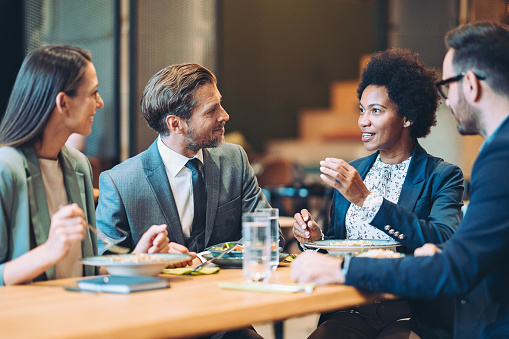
[{"left": 242, "top": 211, "right": 271, "bottom": 283}]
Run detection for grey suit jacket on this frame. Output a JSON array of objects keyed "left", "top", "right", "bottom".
[
  {"left": 0, "top": 145, "right": 97, "bottom": 285},
  {"left": 96, "top": 141, "right": 273, "bottom": 253}
]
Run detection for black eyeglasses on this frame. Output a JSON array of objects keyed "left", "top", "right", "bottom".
[{"left": 436, "top": 72, "right": 486, "bottom": 99}]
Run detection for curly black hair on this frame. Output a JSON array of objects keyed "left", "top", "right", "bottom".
[{"left": 357, "top": 48, "right": 440, "bottom": 139}]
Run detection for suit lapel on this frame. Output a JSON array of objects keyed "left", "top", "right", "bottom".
[
  {"left": 334, "top": 152, "right": 379, "bottom": 237},
  {"left": 397, "top": 143, "right": 427, "bottom": 211},
  {"left": 21, "top": 146, "right": 54, "bottom": 279},
  {"left": 143, "top": 141, "right": 186, "bottom": 244},
  {"left": 203, "top": 149, "right": 220, "bottom": 246},
  {"left": 59, "top": 147, "right": 95, "bottom": 276},
  {"left": 21, "top": 147, "right": 52, "bottom": 248},
  {"left": 357, "top": 152, "right": 379, "bottom": 180},
  {"left": 59, "top": 147, "right": 85, "bottom": 210}
]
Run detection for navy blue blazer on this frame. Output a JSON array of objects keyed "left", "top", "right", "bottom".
[
  {"left": 328, "top": 143, "right": 464, "bottom": 253},
  {"left": 346, "top": 118, "right": 509, "bottom": 338}
]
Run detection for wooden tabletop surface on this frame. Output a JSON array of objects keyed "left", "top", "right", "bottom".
[{"left": 0, "top": 265, "right": 396, "bottom": 338}]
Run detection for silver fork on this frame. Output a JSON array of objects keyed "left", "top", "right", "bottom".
[
  {"left": 87, "top": 225, "right": 130, "bottom": 254},
  {"left": 192, "top": 244, "right": 239, "bottom": 272}
]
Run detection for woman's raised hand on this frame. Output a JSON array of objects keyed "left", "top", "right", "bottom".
[{"left": 319, "top": 158, "right": 371, "bottom": 206}]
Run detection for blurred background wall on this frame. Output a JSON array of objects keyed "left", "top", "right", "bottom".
[
  {"left": 219, "top": 0, "right": 376, "bottom": 152},
  {"left": 0, "top": 0, "right": 507, "bottom": 184}
]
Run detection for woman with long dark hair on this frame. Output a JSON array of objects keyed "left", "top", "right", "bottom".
[{"left": 0, "top": 45, "right": 169, "bottom": 286}]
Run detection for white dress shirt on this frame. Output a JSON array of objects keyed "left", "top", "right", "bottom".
[{"left": 157, "top": 137, "right": 204, "bottom": 238}]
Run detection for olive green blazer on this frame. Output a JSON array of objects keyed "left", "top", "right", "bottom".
[{"left": 0, "top": 145, "right": 97, "bottom": 285}]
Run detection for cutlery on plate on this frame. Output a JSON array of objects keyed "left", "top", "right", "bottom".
[{"left": 192, "top": 244, "right": 239, "bottom": 272}]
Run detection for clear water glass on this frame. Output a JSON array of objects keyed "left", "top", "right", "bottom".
[
  {"left": 242, "top": 211, "right": 271, "bottom": 283},
  {"left": 256, "top": 208, "right": 279, "bottom": 271}
]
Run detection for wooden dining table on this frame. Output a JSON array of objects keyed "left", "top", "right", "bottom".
[{"left": 0, "top": 264, "right": 396, "bottom": 339}]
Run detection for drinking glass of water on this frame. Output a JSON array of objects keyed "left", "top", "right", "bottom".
[
  {"left": 255, "top": 208, "right": 279, "bottom": 271},
  {"left": 242, "top": 211, "right": 271, "bottom": 283}
]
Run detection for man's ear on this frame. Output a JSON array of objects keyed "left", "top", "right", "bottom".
[
  {"left": 463, "top": 71, "right": 482, "bottom": 103},
  {"left": 166, "top": 115, "right": 184, "bottom": 134}
]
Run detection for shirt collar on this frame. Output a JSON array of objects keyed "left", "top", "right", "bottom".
[
  {"left": 374, "top": 153, "right": 412, "bottom": 170},
  {"left": 157, "top": 137, "right": 204, "bottom": 177}
]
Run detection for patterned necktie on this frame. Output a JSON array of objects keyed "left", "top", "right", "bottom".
[{"left": 185, "top": 158, "right": 206, "bottom": 250}]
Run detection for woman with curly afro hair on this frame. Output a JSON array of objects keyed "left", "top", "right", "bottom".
[{"left": 293, "top": 49, "right": 465, "bottom": 338}]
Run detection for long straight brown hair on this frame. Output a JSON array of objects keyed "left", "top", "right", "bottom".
[{"left": 0, "top": 45, "right": 91, "bottom": 148}]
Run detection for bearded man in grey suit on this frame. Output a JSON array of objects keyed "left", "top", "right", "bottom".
[{"left": 96, "top": 63, "right": 274, "bottom": 268}]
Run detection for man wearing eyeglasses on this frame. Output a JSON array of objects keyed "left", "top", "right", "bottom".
[{"left": 291, "top": 21, "right": 509, "bottom": 339}]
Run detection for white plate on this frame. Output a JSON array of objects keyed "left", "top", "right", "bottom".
[
  {"left": 304, "top": 239, "right": 401, "bottom": 255},
  {"left": 81, "top": 253, "right": 192, "bottom": 276}
]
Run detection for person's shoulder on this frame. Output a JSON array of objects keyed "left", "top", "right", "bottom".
[
  {"left": 421, "top": 152, "right": 463, "bottom": 180},
  {"left": 483, "top": 131, "right": 509, "bottom": 153},
  {"left": 0, "top": 146, "right": 23, "bottom": 159},
  {"left": 0, "top": 147, "right": 27, "bottom": 187},
  {"left": 0, "top": 146, "right": 25, "bottom": 172},
  {"left": 209, "top": 142, "right": 243, "bottom": 152},
  {"left": 424, "top": 152, "right": 458, "bottom": 169},
  {"left": 60, "top": 147, "right": 96, "bottom": 180},
  {"left": 207, "top": 142, "right": 245, "bottom": 157},
  {"left": 103, "top": 148, "right": 150, "bottom": 177},
  {"left": 62, "top": 145, "right": 88, "bottom": 164},
  {"left": 473, "top": 132, "right": 509, "bottom": 171}
]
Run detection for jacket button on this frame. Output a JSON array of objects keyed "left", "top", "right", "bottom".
[
  {"left": 389, "top": 229, "right": 395, "bottom": 235},
  {"left": 385, "top": 225, "right": 392, "bottom": 231},
  {"left": 398, "top": 234, "right": 406, "bottom": 240},
  {"left": 394, "top": 231, "right": 400, "bottom": 237},
  {"left": 460, "top": 299, "right": 467, "bottom": 304}
]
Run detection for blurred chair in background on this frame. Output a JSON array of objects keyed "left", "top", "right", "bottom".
[{"left": 224, "top": 130, "right": 333, "bottom": 251}]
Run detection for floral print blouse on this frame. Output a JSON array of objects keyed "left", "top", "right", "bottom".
[{"left": 345, "top": 154, "right": 411, "bottom": 240}]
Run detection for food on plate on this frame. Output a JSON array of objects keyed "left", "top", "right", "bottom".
[
  {"left": 214, "top": 242, "right": 278, "bottom": 252},
  {"left": 330, "top": 240, "right": 374, "bottom": 247},
  {"left": 231, "top": 244, "right": 243, "bottom": 251},
  {"left": 282, "top": 254, "right": 297, "bottom": 263},
  {"left": 111, "top": 253, "right": 164, "bottom": 263},
  {"left": 214, "top": 243, "right": 243, "bottom": 251},
  {"left": 356, "top": 249, "right": 403, "bottom": 258}
]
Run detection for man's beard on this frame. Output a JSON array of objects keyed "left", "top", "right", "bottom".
[
  {"left": 454, "top": 91, "right": 482, "bottom": 136},
  {"left": 184, "top": 123, "right": 225, "bottom": 153}
]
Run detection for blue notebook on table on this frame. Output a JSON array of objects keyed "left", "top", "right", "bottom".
[{"left": 77, "top": 276, "right": 169, "bottom": 293}]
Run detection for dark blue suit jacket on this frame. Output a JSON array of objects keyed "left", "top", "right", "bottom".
[
  {"left": 328, "top": 143, "right": 464, "bottom": 253},
  {"left": 346, "top": 118, "right": 509, "bottom": 338}
]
